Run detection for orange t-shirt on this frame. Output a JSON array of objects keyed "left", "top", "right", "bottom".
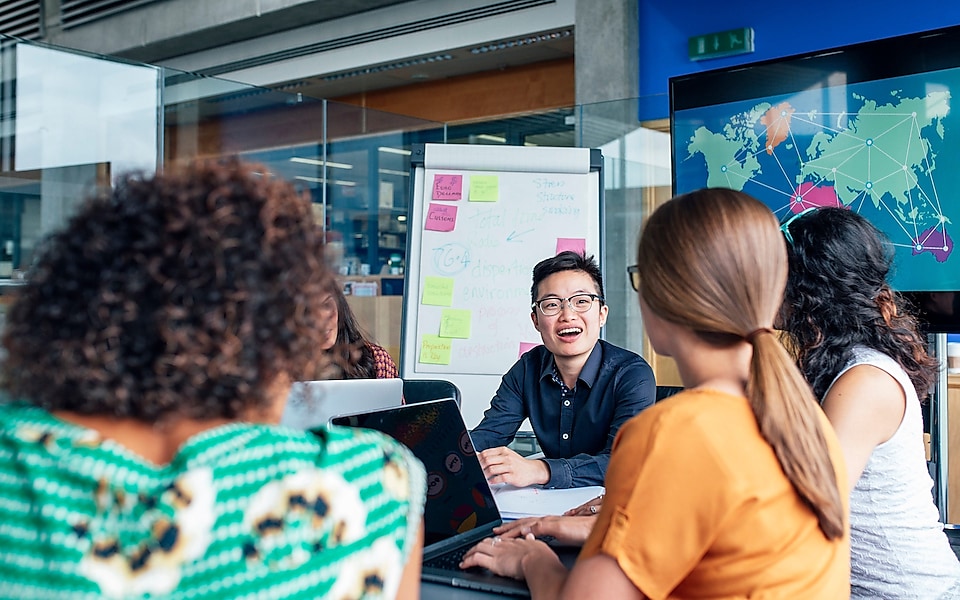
[{"left": 579, "top": 388, "right": 850, "bottom": 599}]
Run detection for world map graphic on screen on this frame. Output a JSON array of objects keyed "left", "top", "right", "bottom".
[{"left": 673, "top": 72, "right": 960, "bottom": 291}]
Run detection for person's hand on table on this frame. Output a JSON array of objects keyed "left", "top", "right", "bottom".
[
  {"left": 564, "top": 492, "right": 604, "bottom": 516},
  {"left": 460, "top": 534, "right": 563, "bottom": 581},
  {"left": 494, "top": 515, "right": 595, "bottom": 546},
  {"left": 478, "top": 446, "right": 550, "bottom": 487}
]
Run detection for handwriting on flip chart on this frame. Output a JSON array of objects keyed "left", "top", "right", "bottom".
[
  {"left": 422, "top": 276, "right": 455, "bottom": 306},
  {"left": 415, "top": 168, "right": 594, "bottom": 376},
  {"left": 469, "top": 175, "right": 499, "bottom": 202},
  {"left": 420, "top": 335, "right": 452, "bottom": 365},
  {"left": 425, "top": 203, "right": 458, "bottom": 232},
  {"left": 432, "top": 174, "right": 463, "bottom": 200}
]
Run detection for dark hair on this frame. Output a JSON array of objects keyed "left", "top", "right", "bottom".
[
  {"left": 530, "top": 251, "right": 604, "bottom": 304},
  {"left": 636, "top": 188, "right": 844, "bottom": 540},
  {"left": 0, "top": 158, "right": 333, "bottom": 422},
  {"left": 321, "top": 279, "right": 377, "bottom": 379},
  {"left": 780, "top": 207, "right": 938, "bottom": 401}
]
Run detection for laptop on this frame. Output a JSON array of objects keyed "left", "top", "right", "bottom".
[
  {"left": 280, "top": 378, "right": 404, "bottom": 429},
  {"left": 332, "top": 398, "right": 533, "bottom": 597}
]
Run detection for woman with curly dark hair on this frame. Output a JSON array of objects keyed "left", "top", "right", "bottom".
[
  {"left": 0, "top": 159, "right": 424, "bottom": 599},
  {"left": 780, "top": 207, "right": 960, "bottom": 599},
  {"left": 317, "top": 280, "right": 398, "bottom": 379}
]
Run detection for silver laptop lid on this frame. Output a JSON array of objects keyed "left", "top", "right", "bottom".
[{"left": 280, "top": 378, "right": 404, "bottom": 430}]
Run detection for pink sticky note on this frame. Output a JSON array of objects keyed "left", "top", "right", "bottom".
[
  {"left": 432, "top": 174, "right": 463, "bottom": 200},
  {"left": 519, "top": 342, "right": 541, "bottom": 358},
  {"left": 556, "top": 238, "right": 586, "bottom": 255},
  {"left": 425, "top": 203, "right": 458, "bottom": 232}
]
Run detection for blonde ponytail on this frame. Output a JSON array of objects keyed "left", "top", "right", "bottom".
[{"left": 747, "top": 330, "right": 844, "bottom": 539}]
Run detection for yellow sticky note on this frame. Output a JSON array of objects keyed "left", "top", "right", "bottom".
[
  {"left": 469, "top": 175, "right": 499, "bottom": 202},
  {"left": 420, "top": 334, "right": 452, "bottom": 365},
  {"left": 439, "top": 308, "right": 472, "bottom": 339},
  {"left": 422, "top": 276, "right": 455, "bottom": 306}
]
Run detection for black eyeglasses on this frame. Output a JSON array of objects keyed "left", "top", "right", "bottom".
[
  {"left": 627, "top": 265, "right": 639, "bottom": 292},
  {"left": 532, "top": 293, "right": 604, "bottom": 317},
  {"left": 780, "top": 207, "right": 817, "bottom": 245}
]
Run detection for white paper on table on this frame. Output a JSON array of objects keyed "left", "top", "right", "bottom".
[{"left": 491, "top": 484, "right": 604, "bottom": 519}]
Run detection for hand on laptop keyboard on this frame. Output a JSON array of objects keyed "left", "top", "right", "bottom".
[
  {"left": 459, "top": 535, "right": 564, "bottom": 581},
  {"left": 493, "top": 515, "right": 594, "bottom": 546}
]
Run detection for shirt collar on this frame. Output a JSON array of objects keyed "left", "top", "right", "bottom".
[
  {"left": 538, "top": 340, "right": 603, "bottom": 389},
  {"left": 578, "top": 341, "right": 602, "bottom": 388}
]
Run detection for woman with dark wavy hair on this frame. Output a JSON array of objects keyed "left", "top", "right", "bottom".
[
  {"left": 780, "top": 206, "right": 960, "bottom": 599},
  {"left": 317, "top": 280, "right": 398, "bottom": 380},
  {"left": 0, "top": 159, "right": 424, "bottom": 599}
]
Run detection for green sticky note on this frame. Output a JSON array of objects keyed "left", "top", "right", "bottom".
[
  {"left": 422, "top": 276, "right": 455, "bottom": 306},
  {"left": 419, "top": 334, "right": 452, "bottom": 365},
  {"left": 439, "top": 308, "right": 472, "bottom": 338},
  {"left": 469, "top": 175, "right": 499, "bottom": 202}
]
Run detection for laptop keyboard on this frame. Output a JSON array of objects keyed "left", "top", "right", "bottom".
[
  {"left": 423, "top": 543, "right": 532, "bottom": 598},
  {"left": 424, "top": 545, "right": 471, "bottom": 571}
]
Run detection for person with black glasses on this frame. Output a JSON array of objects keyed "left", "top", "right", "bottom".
[{"left": 471, "top": 251, "right": 655, "bottom": 489}]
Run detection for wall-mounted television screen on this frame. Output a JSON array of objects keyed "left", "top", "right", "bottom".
[{"left": 670, "top": 25, "right": 960, "bottom": 333}]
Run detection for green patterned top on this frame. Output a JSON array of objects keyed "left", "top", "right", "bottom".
[{"left": 0, "top": 402, "right": 425, "bottom": 599}]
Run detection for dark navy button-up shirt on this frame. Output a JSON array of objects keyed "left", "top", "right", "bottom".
[{"left": 470, "top": 339, "right": 655, "bottom": 488}]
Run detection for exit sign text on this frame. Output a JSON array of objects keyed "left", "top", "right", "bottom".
[{"left": 688, "top": 27, "right": 754, "bottom": 61}]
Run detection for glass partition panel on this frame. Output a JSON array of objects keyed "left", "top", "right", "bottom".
[
  {"left": 445, "top": 108, "right": 576, "bottom": 148},
  {"left": 0, "top": 35, "right": 160, "bottom": 296},
  {"left": 576, "top": 96, "right": 673, "bottom": 379},
  {"left": 188, "top": 97, "right": 445, "bottom": 366},
  {"left": 13, "top": 41, "right": 159, "bottom": 178},
  {"left": 162, "top": 71, "right": 326, "bottom": 164},
  {"left": 217, "top": 100, "right": 442, "bottom": 279}
]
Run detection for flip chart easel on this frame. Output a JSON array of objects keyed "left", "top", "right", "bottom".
[{"left": 401, "top": 143, "right": 603, "bottom": 427}]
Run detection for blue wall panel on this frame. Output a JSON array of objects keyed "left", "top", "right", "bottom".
[{"left": 639, "top": 0, "right": 960, "bottom": 120}]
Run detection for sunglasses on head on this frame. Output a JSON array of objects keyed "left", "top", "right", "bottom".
[{"left": 780, "top": 206, "right": 818, "bottom": 245}]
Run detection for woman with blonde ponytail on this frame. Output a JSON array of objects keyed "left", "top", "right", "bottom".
[
  {"left": 780, "top": 207, "right": 960, "bottom": 599},
  {"left": 460, "top": 188, "right": 850, "bottom": 599}
]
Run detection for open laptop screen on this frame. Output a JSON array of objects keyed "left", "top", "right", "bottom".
[{"left": 333, "top": 399, "right": 500, "bottom": 546}]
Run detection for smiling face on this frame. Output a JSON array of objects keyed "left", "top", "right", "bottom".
[
  {"left": 318, "top": 292, "right": 339, "bottom": 351},
  {"left": 531, "top": 270, "right": 608, "bottom": 363}
]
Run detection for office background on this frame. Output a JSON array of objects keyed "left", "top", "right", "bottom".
[{"left": 1, "top": 0, "right": 959, "bottom": 535}]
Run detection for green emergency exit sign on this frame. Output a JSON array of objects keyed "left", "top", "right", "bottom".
[{"left": 688, "top": 27, "right": 754, "bottom": 61}]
